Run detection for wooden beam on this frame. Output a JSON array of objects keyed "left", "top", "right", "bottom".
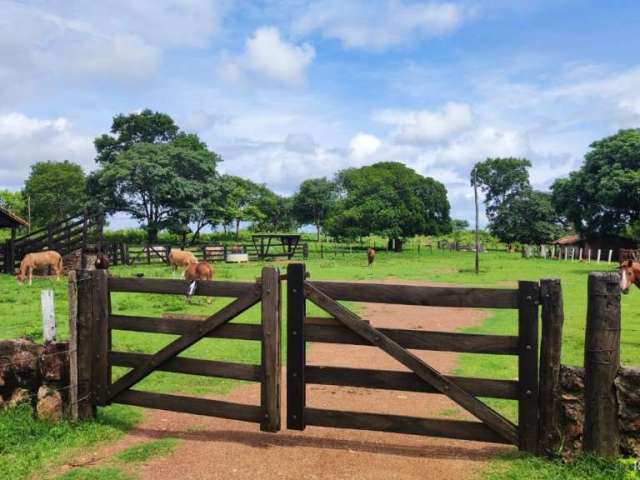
[
  {"left": 307, "top": 281, "right": 518, "bottom": 309},
  {"left": 287, "top": 263, "right": 306, "bottom": 430},
  {"left": 108, "top": 277, "right": 258, "bottom": 298},
  {"left": 304, "top": 281, "right": 518, "bottom": 445},
  {"left": 260, "top": 267, "right": 281, "bottom": 432}
]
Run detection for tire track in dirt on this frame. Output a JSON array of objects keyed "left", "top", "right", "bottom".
[{"left": 54, "top": 280, "right": 513, "bottom": 480}]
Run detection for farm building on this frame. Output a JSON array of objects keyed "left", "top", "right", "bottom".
[
  {"left": 552, "top": 233, "right": 637, "bottom": 260},
  {"left": 0, "top": 205, "right": 29, "bottom": 273}
]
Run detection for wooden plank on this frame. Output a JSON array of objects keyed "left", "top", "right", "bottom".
[
  {"left": 538, "top": 279, "right": 564, "bottom": 456},
  {"left": 67, "top": 271, "right": 82, "bottom": 420},
  {"left": 40, "top": 289, "right": 56, "bottom": 342},
  {"left": 114, "top": 390, "right": 262, "bottom": 423},
  {"left": 304, "top": 281, "right": 518, "bottom": 445},
  {"left": 305, "top": 325, "right": 518, "bottom": 355},
  {"left": 308, "top": 281, "right": 518, "bottom": 309},
  {"left": 92, "top": 271, "right": 110, "bottom": 406},
  {"left": 305, "top": 366, "right": 519, "bottom": 399},
  {"left": 517, "top": 281, "right": 540, "bottom": 453},
  {"left": 305, "top": 408, "right": 511, "bottom": 445},
  {"left": 75, "top": 270, "right": 96, "bottom": 418},
  {"left": 110, "top": 314, "right": 262, "bottom": 340},
  {"left": 108, "top": 277, "right": 258, "bottom": 298},
  {"left": 287, "top": 263, "right": 306, "bottom": 430},
  {"left": 306, "top": 316, "right": 369, "bottom": 326},
  {"left": 107, "top": 289, "right": 261, "bottom": 401},
  {"left": 260, "top": 267, "right": 281, "bottom": 432},
  {"left": 583, "top": 272, "right": 620, "bottom": 457},
  {"left": 110, "top": 351, "right": 261, "bottom": 381}
]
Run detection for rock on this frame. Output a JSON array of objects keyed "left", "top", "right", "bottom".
[
  {"left": 36, "top": 386, "right": 62, "bottom": 423},
  {"left": 9, "top": 388, "right": 31, "bottom": 408}
]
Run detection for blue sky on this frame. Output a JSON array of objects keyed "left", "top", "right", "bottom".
[{"left": 1, "top": 0, "right": 640, "bottom": 228}]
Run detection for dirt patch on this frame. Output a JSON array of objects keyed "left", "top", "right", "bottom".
[{"left": 52, "top": 280, "right": 512, "bottom": 480}]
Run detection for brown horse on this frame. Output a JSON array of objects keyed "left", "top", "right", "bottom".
[
  {"left": 619, "top": 259, "right": 640, "bottom": 294},
  {"left": 184, "top": 261, "right": 214, "bottom": 303},
  {"left": 169, "top": 248, "right": 198, "bottom": 275},
  {"left": 367, "top": 248, "right": 375, "bottom": 266},
  {"left": 17, "top": 251, "right": 64, "bottom": 285}
]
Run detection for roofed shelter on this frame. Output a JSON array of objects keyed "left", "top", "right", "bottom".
[{"left": 0, "top": 205, "right": 28, "bottom": 274}]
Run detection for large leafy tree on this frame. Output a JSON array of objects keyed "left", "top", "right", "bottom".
[
  {"left": 0, "top": 190, "right": 26, "bottom": 219},
  {"left": 471, "top": 158, "right": 531, "bottom": 223},
  {"left": 88, "top": 110, "right": 220, "bottom": 242},
  {"left": 23, "top": 160, "right": 87, "bottom": 227},
  {"left": 292, "top": 178, "right": 336, "bottom": 241},
  {"left": 253, "top": 188, "right": 295, "bottom": 233},
  {"left": 217, "top": 175, "right": 265, "bottom": 240},
  {"left": 491, "top": 190, "right": 562, "bottom": 244},
  {"left": 551, "top": 129, "right": 640, "bottom": 237},
  {"left": 326, "top": 162, "right": 451, "bottom": 246}
]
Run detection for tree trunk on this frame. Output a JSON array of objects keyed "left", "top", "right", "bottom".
[
  {"left": 235, "top": 219, "right": 240, "bottom": 241},
  {"left": 147, "top": 226, "right": 158, "bottom": 243},
  {"left": 316, "top": 223, "right": 321, "bottom": 242}
]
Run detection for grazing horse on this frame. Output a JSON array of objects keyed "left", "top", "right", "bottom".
[
  {"left": 619, "top": 259, "right": 640, "bottom": 294},
  {"left": 17, "top": 251, "right": 64, "bottom": 285},
  {"left": 184, "top": 261, "right": 214, "bottom": 303},
  {"left": 367, "top": 248, "right": 376, "bottom": 266},
  {"left": 168, "top": 248, "right": 198, "bottom": 275}
]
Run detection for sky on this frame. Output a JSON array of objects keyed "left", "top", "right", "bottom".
[{"left": 1, "top": 0, "right": 640, "bottom": 228}]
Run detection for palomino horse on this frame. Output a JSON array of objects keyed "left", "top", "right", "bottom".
[
  {"left": 367, "top": 248, "right": 375, "bottom": 266},
  {"left": 619, "top": 259, "right": 640, "bottom": 294},
  {"left": 17, "top": 251, "right": 64, "bottom": 285},
  {"left": 184, "top": 261, "right": 214, "bottom": 304},
  {"left": 168, "top": 248, "right": 198, "bottom": 275}
]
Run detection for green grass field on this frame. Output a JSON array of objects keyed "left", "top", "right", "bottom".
[{"left": 1, "top": 250, "right": 638, "bottom": 479}]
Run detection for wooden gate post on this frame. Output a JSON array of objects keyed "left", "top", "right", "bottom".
[
  {"left": 287, "top": 263, "right": 306, "bottom": 430},
  {"left": 92, "top": 270, "right": 110, "bottom": 406},
  {"left": 584, "top": 272, "right": 621, "bottom": 457},
  {"left": 538, "top": 279, "right": 564, "bottom": 456},
  {"left": 260, "top": 267, "right": 281, "bottom": 432},
  {"left": 518, "top": 281, "right": 540, "bottom": 453}
]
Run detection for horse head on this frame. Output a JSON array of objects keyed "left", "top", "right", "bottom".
[{"left": 619, "top": 259, "right": 639, "bottom": 294}]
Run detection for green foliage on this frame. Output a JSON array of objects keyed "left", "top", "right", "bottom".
[
  {"left": 552, "top": 129, "right": 640, "bottom": 238},
  {"left": 484, "top": 452, "right": 633, "bottom": 480},
  {"left": 327, "top": 162, "right": 451, "bottom": 240},
  {"left": 114, "top": 438, "right": 178, "bottom": 463},
  {"left": 450, "top": 218, "right": 469, "bottom": 232},
  {"left": 0, "top": 403, "right": 140, "bottom": 480},
  {"left": 292, "top": 178, "right": 337, "bottom": 240},
  {"left": 0, "top": 189, "right": 26, "bottom": 218},
  {"left": 472, "top": 157, "right": 531, "bottom": 222},
  {"left": 56, "top": 467, "right": 134, "bottom": 480},
  {"left": 89, "top": 111, "right": 220, "bottom": 242},
  {"left": 490, "top": 190, "right": 562, "bottom": 244},
  {"left": 23, "top": 160, "right": 87, "bottom": 228}
]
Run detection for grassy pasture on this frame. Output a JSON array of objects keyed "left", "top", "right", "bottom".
[{"left": 0, "top": 249, "right": 638, "bottom": 479}]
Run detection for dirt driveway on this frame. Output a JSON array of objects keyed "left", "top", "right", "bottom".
[{"left": 57, "top": 281, "right": 513, "bottom": 480}]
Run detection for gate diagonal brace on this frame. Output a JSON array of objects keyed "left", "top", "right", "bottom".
[
  {"left": 107, "top": 288, "right": 261, "bottom": 402},
  {"left": 303, "top": 281, "right": 518, "bottom": 446}
]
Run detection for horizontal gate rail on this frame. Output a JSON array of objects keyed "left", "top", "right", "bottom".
[
  {"left": 304, "top": 408, "right": 512, "bottom": 444},
  {"left": 305, "top": 366, "right": 518, "bottom": 399},
  {"left": 305, "top": 324, "right": 518, "bottom": 354},
  {"left": 308, "top": 281, "right": 518, "bottom": 309},
  {"left": 108, "top": 277, "right": 258, "bottom": 297}
]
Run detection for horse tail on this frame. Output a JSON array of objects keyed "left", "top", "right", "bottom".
[{"left": 57, "top": 254, "right": 64, "bottom": 275}]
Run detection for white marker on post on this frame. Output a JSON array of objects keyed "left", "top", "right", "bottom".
[{"left": 41, "top": 289, "right": 56, "bottom": 342}]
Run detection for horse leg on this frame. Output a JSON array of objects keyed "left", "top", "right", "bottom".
[{"left": 28, "top": 267, "right": 33, "bottom": 286}]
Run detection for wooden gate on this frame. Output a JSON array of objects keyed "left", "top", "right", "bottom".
[
  {"left": 71, "top": 267, "right": 281, "bottom": 432},
  {"left": 286, "top": 263, "right": 540, "bottom": 452}
]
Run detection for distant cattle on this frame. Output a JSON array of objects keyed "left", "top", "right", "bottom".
[{"left": 17, "top": 251, "right": 63, "bottom": 285}]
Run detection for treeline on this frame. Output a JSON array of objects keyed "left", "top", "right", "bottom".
[{"left": 0, "top": 109, "right": 452, "bottom": 245}]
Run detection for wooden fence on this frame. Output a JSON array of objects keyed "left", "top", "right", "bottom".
[{"left": 68, "top": 267, "right": 282, "bottom": 431}]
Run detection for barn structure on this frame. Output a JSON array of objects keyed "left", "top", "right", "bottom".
[
  {"left": 552, "top": 234, "right": 637, "bottom": 261},
  {"left": 0, "top": 205, "right": 29, "bottom": 273}
]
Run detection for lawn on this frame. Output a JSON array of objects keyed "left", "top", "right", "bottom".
[{"left": 0, "top": 249, "right": 638, "bottom": 479}]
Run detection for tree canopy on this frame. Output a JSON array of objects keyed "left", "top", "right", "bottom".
[
  {"left": 292, "top": 178, "right": 337, "bottom": 241},
  {"left": 23, "top": 160, "right": 87, "bottom": 227},
  {"left": 326, "top": 162, "right": 451, "bottom": 241},
  {"left": 0, "top": 190, "right": 26, "bottom": 219},
  {"left": 551, "top": 128, "right": 640, "bottom": 237}
]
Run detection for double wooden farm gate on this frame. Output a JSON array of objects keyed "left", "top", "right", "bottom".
[{"left": 74, "top": 263, "right": 553, "bottom": 453}]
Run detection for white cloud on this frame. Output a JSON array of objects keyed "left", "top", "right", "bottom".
[
  {"left": 292, "top": 1, "right": 464, "bottom": 50},
  {"left": 221, "top": 26, "right": 315, "bottom": 86},
  {"left": 0, "top": 113, "right": 94, "bottom": 190},
  {"left": 349, "top": 132, "right": 382, "bottom": 159},
  {"left": 375, "top": 102, "right": 474, "bottom": 144}
]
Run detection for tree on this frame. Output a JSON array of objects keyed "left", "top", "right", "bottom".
[
  {"left": 551, "top": 129, "right": 640, "bottom": 237},
  {"left": 450, "top": 219, "right": 469, "bottom": 232},
  {"left": 88, "top": 111, "right": 221, "bottom": 242},
  {"left": 326, "top": 162, "right": 451, "bottom": 247},
  {"left": 471, "top": 157, "right": 531, "bottom": 222},
  {"left": 253, "top": 188, "right": 295, "bottom": 232},
  {"left": 0, "top": 190, "right": 26, "bottom": 218},
  {"left": 217, "top": 175, "right": 264, "bottom": 240},
  {"left": 23, "top": 161, "right": 87, "bottom": 227},
  {"left": 292, "top": 178, "right": 336, "bottom": 241},
  {"left": 490, "top": 190, "right": 562, "bottom": 244}
]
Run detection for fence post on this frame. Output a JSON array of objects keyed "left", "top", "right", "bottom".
[
  {"left": 583, "top": 272, "right": 620, "bottom": 457},
  {"left": 303, "top": 243, "right": 309, "bottom": 259},
  {"left": 41, "top": 289, "right": 56, "bottom": 342},
  {"left": 287, "top": 263, "right": 306, "bottom": 430},
  {"left": 71, "top": 270, "right": 95, "bottom": 419},
  {"left": 146, "top": 244, "right": 151, "bottom": 264},
  {"left": 92, "top": 270, "right": 110, "bottom": 406},
  {"left": 538, "top": 279, "right": 564, "bottom": 456},
  {"left": 260, "top": 267, "right": 281, "bottom": 432},
  {"left": 607, "top": 250, "right": 613, "bottom": 264},
  {"left": 518, "top": 280, "right": 540, "bottom": 453}
]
